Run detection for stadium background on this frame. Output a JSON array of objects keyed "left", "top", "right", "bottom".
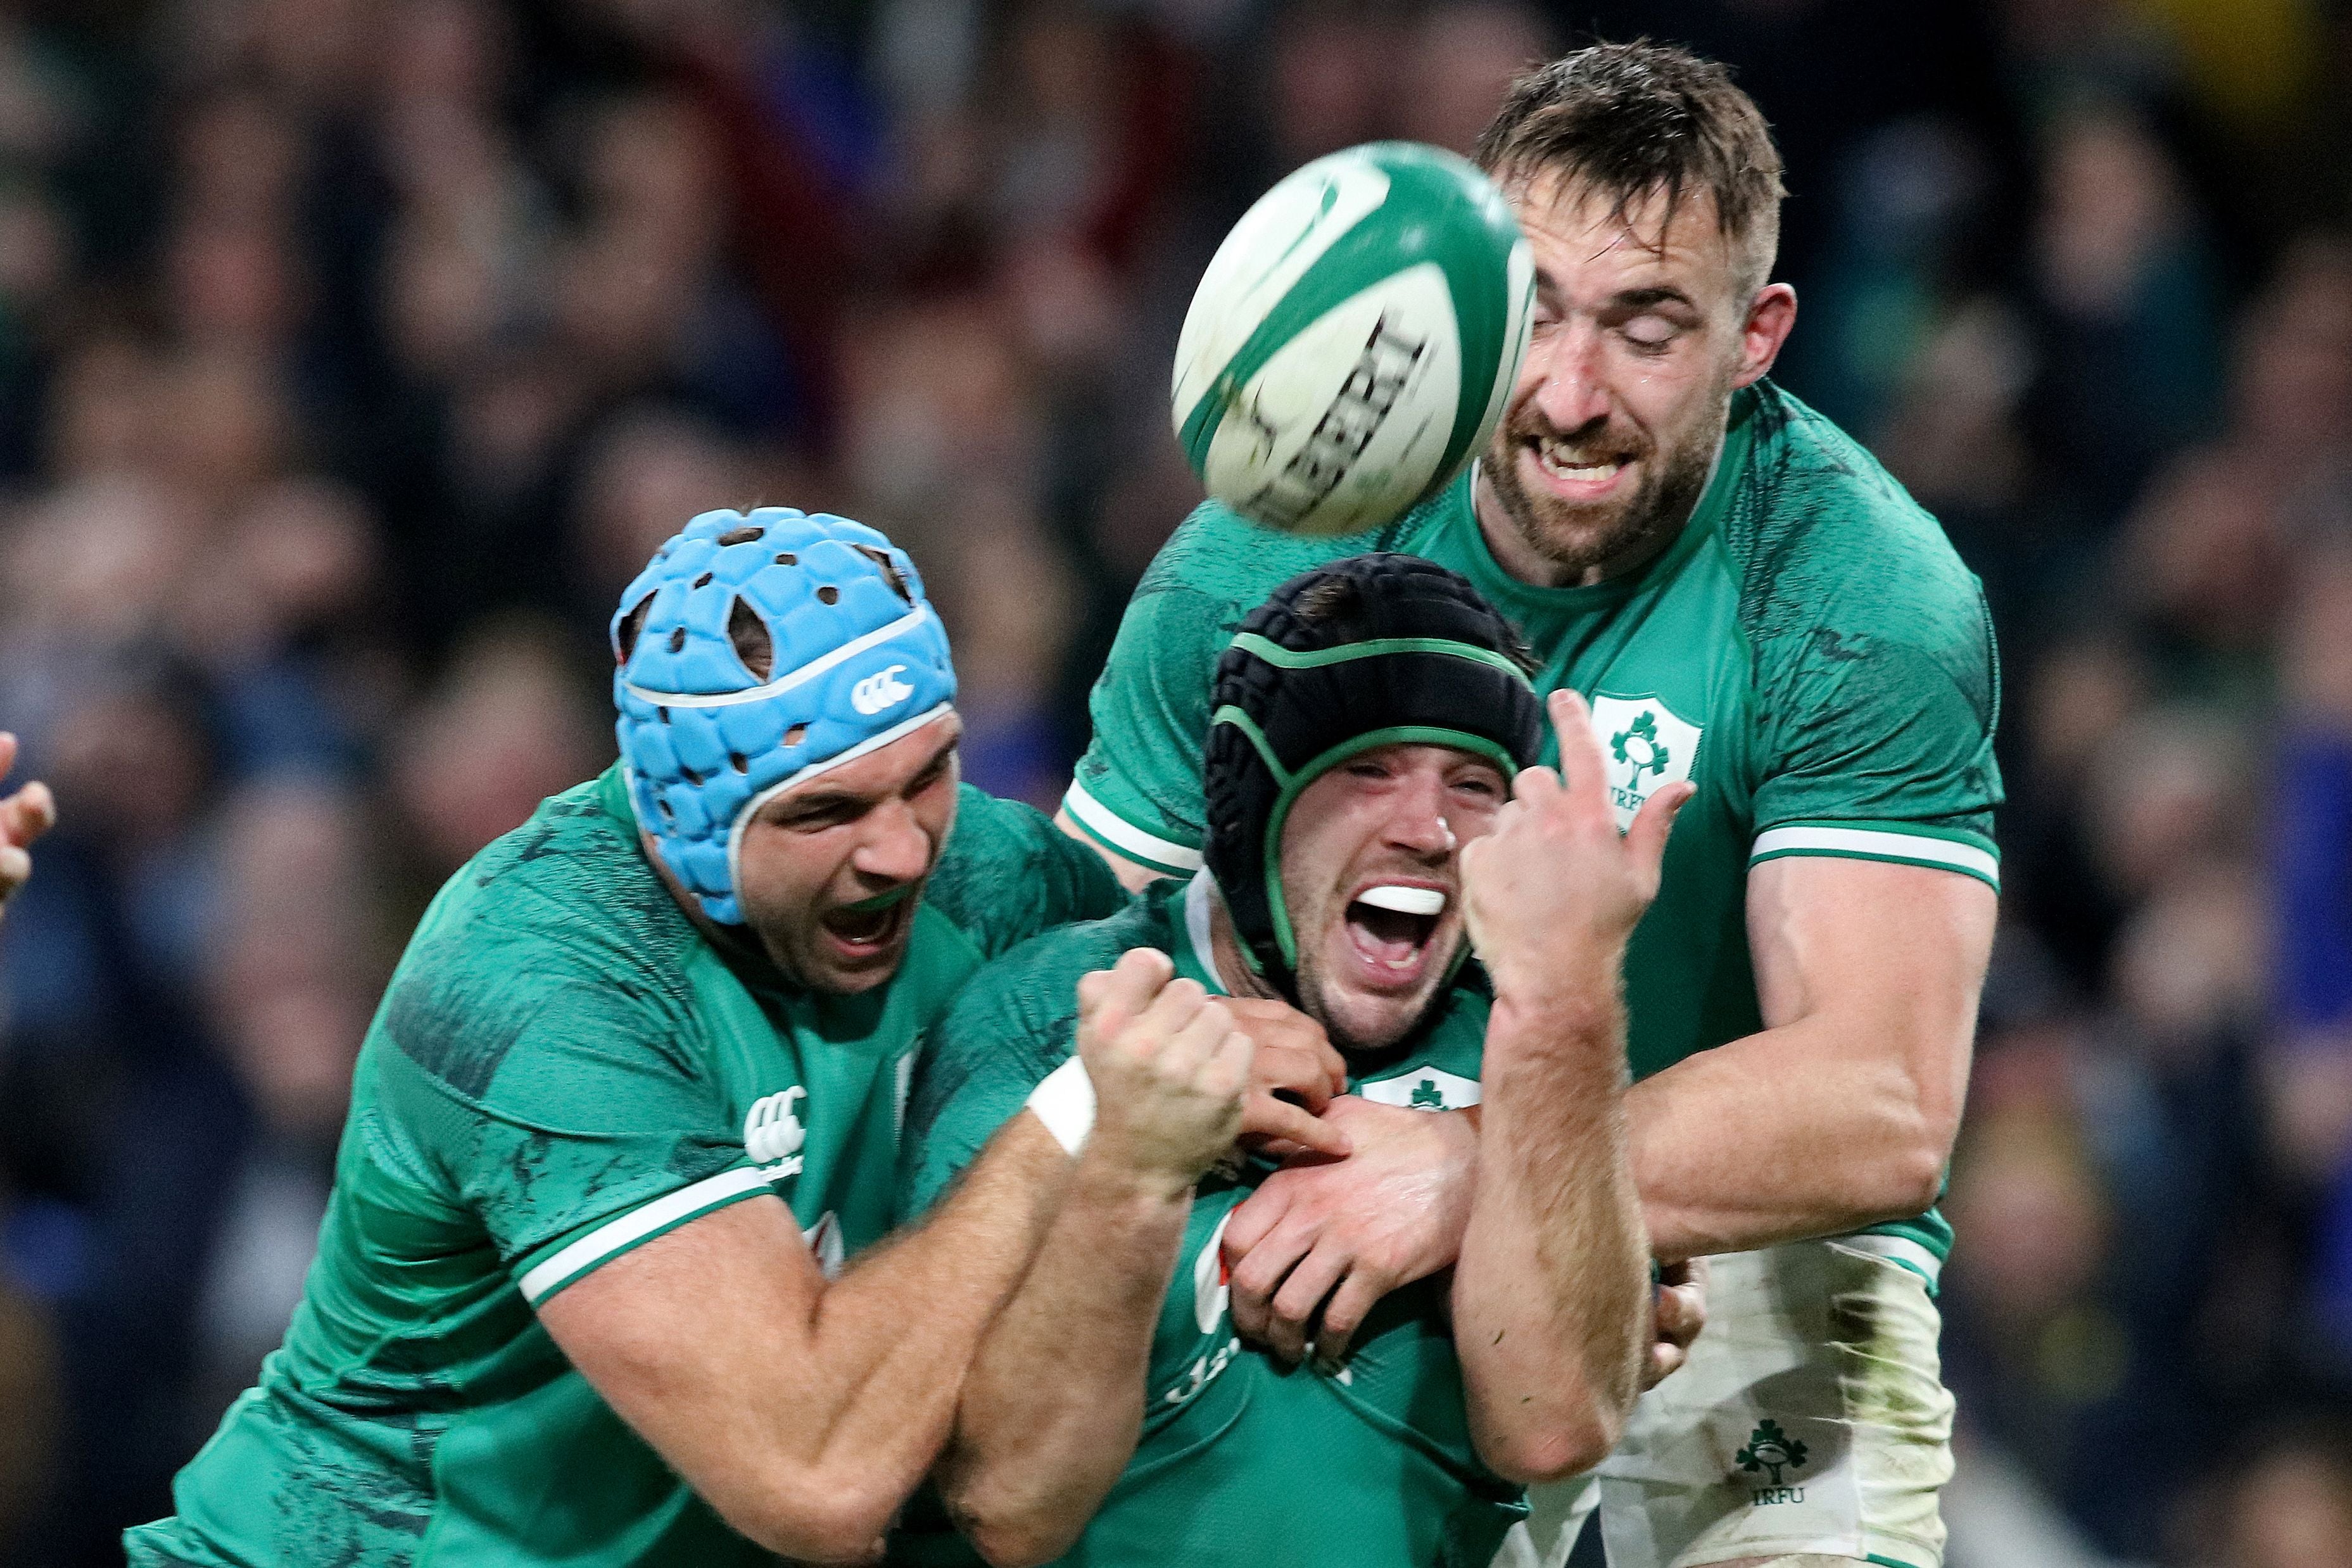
[{"left": 0, "top": 0, "right": 2344, "bottom": 1562}]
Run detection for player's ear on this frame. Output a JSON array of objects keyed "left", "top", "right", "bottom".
[{"left": 1733, "top": 283, "right": 1797, "bottom": 389}]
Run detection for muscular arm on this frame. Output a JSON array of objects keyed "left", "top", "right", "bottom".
[
  {"left": 538, "top": 1124, "right": 1063, "bottom": 1564},
  {"left": 1628, "top": 855, "right": 1994, "bottom": 1263},
  {"left": 933, "top": 948, "right": 1254, "bottom": 1567},
  {"left": 1453, "top": 979, "right": 1648, "bottom": 1482},
  {"left": 940, "top": 1031, "right": 1346, "bottom": 1564},
  {"left": 1223, "top": 859, "right": 1985, "bottom": 1359},
  {"left": 937, "top": 1117, "right": 1190, "bottom": 1567},
  {"left": 1450, "top": 693, "right": 1668, "bottom": 1483}
]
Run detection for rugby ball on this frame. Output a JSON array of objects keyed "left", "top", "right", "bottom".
[{"left": 1172, "top": 142, "right": 1534, "bottom": 536}]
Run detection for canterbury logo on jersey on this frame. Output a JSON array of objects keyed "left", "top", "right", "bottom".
[
  {"left": 745, "top": 1087, "right": 807, "bottom": 1170},
  {"left": 850, "top": 664, "right": 914, "bottom": 714}
]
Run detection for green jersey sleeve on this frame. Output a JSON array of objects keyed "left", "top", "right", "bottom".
[
  {"left": 1064, "top": 548, "right": 1228, "bottom": 874},
  {"left": 373, "top": 920, "right": 759, "bottom": 1308},
  {"left": 898, "top": 911, "right": 1149, "bottom": 1218},
  {"left": 1737, "top": 400, "right": 2005, "bottom": 890},
  {"left": 1066, "top": 505, "right": 1362, "bottom": 876},
  {"left": 925, "top": 784, "right": 1130, "bottom": 958}
]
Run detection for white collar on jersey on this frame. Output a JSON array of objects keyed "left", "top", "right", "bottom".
[{"left": 1183, "top": 868, "right": 1237, "bottom": 997}]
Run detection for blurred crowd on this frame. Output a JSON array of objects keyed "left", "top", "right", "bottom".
[{"left": 0, "top": 0, "right": 2346, "bottom": 1564}]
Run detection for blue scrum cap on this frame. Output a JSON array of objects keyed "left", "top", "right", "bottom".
[{"left": 611, "top": 507, "right": 958, "bottom": 924}]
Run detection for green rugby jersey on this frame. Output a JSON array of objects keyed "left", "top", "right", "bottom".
[
  {"left": 1061, "top": 382, "right": 1999, "bottom": 1277},
  {"left": 898, "top": 873, "right": 1526, "bottom": 1568},
  {"left": 127, "top": 766, "right": 1124, "bottom": 1568}
]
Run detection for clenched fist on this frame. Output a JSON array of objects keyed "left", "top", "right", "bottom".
[
  {"left": 1460, "top": 690, "right": 1691, "bottom": 1007},
  {"left": 1075, "top": 949, "right": 1255, "bottom": 1193}
]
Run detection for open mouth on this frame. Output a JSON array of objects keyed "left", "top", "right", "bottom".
[
  {"left": 819, "top": 883, "right": 918, "bottom": 959},
  {"left": 1344, "top": 884, "right": 1445, "bottom": 981},
  {"left": 1526, "top": 435, "right": 1635, "bottom": 495}
]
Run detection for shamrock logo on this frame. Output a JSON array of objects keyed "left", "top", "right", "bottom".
[
  {"left": 1611, "top": 711, "right": 1670, "bottom": 781},
  {"left": 1736, "top": 1419, "right": 1808, "bottom": 1486},
  {"left": 1410, "top": 1077, "right": 1445, "bottom": 1110}
]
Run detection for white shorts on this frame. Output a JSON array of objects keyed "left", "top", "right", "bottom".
[{"left": 1495, "top": 1237, "right": 1953, "bottom": 1568}]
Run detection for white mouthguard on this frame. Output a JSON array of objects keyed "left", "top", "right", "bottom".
[{"left": 1356, "top": 885, "right": 1446, "bottom": 917}]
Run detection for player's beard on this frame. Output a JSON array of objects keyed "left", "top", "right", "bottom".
[
  {"left": 1481, "top": 381, "right": 1729, "bottom": 582},
  {"left": 1291, "top": 943, "right": 1454, "bottom": 1059}
]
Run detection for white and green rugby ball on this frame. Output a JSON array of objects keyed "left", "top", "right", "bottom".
[{"left": 1173, "top": 141, "right": 1534, "bottom": 536}]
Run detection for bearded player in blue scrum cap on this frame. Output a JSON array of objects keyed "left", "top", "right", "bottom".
[{"left": 128, "top": 509, "right": 1344, "bottom": 1567}]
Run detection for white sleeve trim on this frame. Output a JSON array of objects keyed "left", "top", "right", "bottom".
[
  {"left": 518, "top": 1165, "right": 778, "bottom": 1305},
  {"left": 1061, "top": 780, "right": 1203, "bottom": 872},
  {"left": 1749, "top": 825, "right": 1997, "bottom": 885}
]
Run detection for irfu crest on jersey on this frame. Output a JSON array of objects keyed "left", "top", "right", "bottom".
[{"left": 1588, "top": 694, "right": 1703, "bottom": 831}]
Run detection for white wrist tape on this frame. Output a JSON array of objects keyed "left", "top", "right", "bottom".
[{"left": 1025, "top": 1056, "right": 1097, "bottom": 1155}]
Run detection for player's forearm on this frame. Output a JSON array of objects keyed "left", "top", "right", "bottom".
[
  {"left": 940, "top": 1141, "right": 1190, "bottom": 1567},
  {"left": 1628, "top": 1011, "right": 1965, "bottom": 1262},
  {"left": 1453, "top": 981, "right": 1648, "bottom": 1484},
  {"left": 774, "top": 1123, "right": 1070, "bottom": 1552}
]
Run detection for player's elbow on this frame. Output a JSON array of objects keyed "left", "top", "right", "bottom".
[
  {"left": 947, "top": 1486, "right": 1089, "bottom": 1568},
  {"left": 1479, "top": 1409, "right": 1621, "bottom": 1485},
  {"left": 1876, "top": 1136, "right": 1950, "bottom": 1220},
  {"left": 964, "top": 1514, "right": 1087, "bottom": 1568},
  {"left": 720, "top": 1478, "right": 899, "bottom": 1565},
  {"left": 1863, "top": 1095, "right": 1959, "bottom": 1222},
  {"left": 1472, "top": 1378, "right": 1628, "bottom": 1485},
  {"left": 1845, "top": 1061, "right": 1961, "bottom": 1225}
]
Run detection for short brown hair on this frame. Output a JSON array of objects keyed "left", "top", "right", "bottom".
[{"left": 1474, "top": 41, "right": 1786, "bottom": 292}]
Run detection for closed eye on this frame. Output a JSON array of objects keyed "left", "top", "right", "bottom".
[
  {"left": 905, "top": 747, "right": 957, "bottom": 799},
  {"left": 1622, "top": 319, "right": 1678, "bottom": 353},
  {"left": 773, "top": 799, "right": 864, "bottom": 833}
]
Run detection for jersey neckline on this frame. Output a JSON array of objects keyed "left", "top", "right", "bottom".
[
  {"left": 1446, "top": 383, "right": 1757, "bottom": 618},
  {"left": 1172, "top": 869, "right": 1232, "bottom": 996}
]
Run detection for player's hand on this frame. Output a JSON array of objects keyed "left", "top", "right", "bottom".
[
  {"left": 1643, "top": 1258, "right": 1707, "bottom": 1390},
  {"left": 1220, "top": 1097, "right": 1477, "bottom": 1366},
  {"left": 1222, "top": 997, "right": 1351, "bottom": 1160},
  {"left": 0, "top": 733, "right": 56, "bottom": 924},
  {"left": 1460, "top": 690, "right": 1691, "bottom": 1006},
  {"left": 1075, "top": 949, "right": 1253, "bottom": 1192}
]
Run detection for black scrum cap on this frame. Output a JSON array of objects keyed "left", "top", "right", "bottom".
[{"left": 1202, "top": 553, "right": 1544, "bottom": 1001}]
